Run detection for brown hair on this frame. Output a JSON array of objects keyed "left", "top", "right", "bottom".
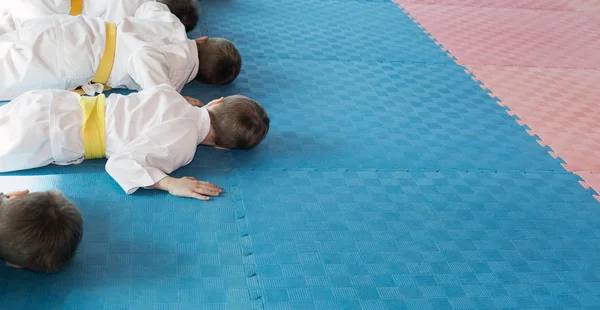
[
  {"left": 208, "top": 95, "right": 270, "bottom": 149},
  {"left": 157, "top": 0, "right": 200, "bottom": 32},
  {"left": 0, "top": 191, "right": 83, "bottom": 273},
  {"left": 195, "top": 38, "right": 242, "bottom": 85}
]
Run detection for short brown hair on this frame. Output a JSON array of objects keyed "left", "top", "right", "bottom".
[
  {"left": 0, "top": 191, "right": 83, "bottom": 273},
  {"left": 208, "top": 95, "right": 270, "bottom": 149},
  {"left": 196, "top": 38, "right": 242, "bottom": 85}
]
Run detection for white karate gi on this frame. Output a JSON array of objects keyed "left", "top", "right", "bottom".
[
  {"left": 0, "top": 0, "right": 150, "bottom": 34},
  {"left": 0, "top": 84, "right": 211, "bottom": 194},
  {"left": 0, "top": 2, "right": 198, "bottom": 101}
]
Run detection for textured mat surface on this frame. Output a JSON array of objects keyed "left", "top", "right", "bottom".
[
  {"left": 236, "top": 170, "right": 600, "bottom": 309},
  {"left": 462, "top": 66, "right": 600, "bottom": 174},
  {"left": 188, "top": 60, "right": 566, "bottom": 172},
  {"left": 396, "top": 2, "right": 600, "bottom": 69},
  {"left": 399, "top": 0, "right": 600, "bottom": 11},
  {"left": 395, "top": 0, "right": 600, "bottom": 199},
  {"left": 0, "top": 166, "right": 256, "bottom": 309},
  {"left": 199, "top": 0, "right": 453, "bottom": 63},
  {"left": 2, "top": 0, "right": 600, "bottom": 309}
]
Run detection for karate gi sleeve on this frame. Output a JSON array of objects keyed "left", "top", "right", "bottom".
[
  {"left": 105, "top": 118, "right": 200, "bottom": 194},
  {"left": 134, "top": 2, "right": 180, "bottom": 24},
  {"left": 0, "top": 10, "right": 16, "bottom": 35},
  {"left": 128, "top": 46, "right": 175, "bottom": 91}
]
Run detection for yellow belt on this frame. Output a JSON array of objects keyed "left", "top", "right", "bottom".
[
  {"left": 73, "top": 22, "right": 117, "bottom": 95},
  {"left": 79, "top": 94, "right": 107, "bottom": 159},
  {"left": 70, "top": 0, "right": 83, "bottom": 16}
]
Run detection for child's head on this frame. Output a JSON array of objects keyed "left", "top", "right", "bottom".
[
  {"left": 204, "top": 95, "right": 270, "bottom": 150},
  {"left": 0, "top": 190, "right": 83, "bottom": 273},
  {"left": 158, "top": 0, "right": 200, "bottom": 32},
  {"left": 195, "top": 37, "right": 242, "bottom": 85}
]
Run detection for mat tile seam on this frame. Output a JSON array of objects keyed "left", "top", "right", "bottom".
[
  {"left": 393, "top": 0, "right": 600, "bottom": 202},
  {"left": 229, "top": 170, "right": 264, "bottom": 310}
]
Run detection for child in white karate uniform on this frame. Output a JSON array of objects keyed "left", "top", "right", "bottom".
[
  {"left": 0, "top": 84, "right": 270, "bottom": 200},
  {"left": 0, "top": 0, "right": 199, "bottom": 34},
  {"left": 0, "top": 2, "right": 240, "bottom": 101}
]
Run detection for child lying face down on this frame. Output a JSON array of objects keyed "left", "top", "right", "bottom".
[
  {"left": 0, "top": 0, "right": 199, "bottom": 34},
  {"left": 0, "top": 190, "right": 83, "bottom": 273},
  {"left": 0, "top": 84, "right": 270, "bottom": 200},
  {"left": 0, "top": 2, "right": 240, "bottom": 101}
]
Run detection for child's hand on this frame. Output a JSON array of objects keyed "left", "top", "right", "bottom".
[
  {"left": 184, "top": 96, "right": 204, "bottom": 107},
  {"left": 165, "top": 176, "right": 222, "bottom": 200}
]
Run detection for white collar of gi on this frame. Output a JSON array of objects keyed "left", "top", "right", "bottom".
[{"left": 197, "top": 107, "right": 211, "bottom": 145}]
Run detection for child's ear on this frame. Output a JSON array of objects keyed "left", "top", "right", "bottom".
[{"left": 195, "top": 36, "right": 208, "bottom": 44}]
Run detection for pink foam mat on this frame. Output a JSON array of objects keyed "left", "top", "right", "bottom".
[
  {"left": 400, "top": 0, "right": 600, "bottom": 12},
  {"left": 397, "top": 2, "right": 600, "bottom": 69},
  {"left": 581, "top": 173, "right": 600, "bottom": 199},
  {"left": 465, "top": 66, "right": 600, "bottom": 172},
  {"left": 395, "top": 0, "right": 600, "bottom": 200}
]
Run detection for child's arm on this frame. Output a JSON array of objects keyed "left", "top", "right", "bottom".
[
  {"left": 183, "top": 96, "right": 204, "bottom": 107},
  {"left": 105, "top": 118, "right": 219, "bottom": 199},
  {"left": 133, "top": 2, "right": 182, "bottom": 26},
  {"left": 127, "top": 46, "right": 174, "bottom": 91}
]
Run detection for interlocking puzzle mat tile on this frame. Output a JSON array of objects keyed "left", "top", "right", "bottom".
[
  {"left": 395, "top": 1, "right": 600, "bottom": 69},
  {"left": 0, "top": 166, "right": 257, "bottom": 310},
  {"left": 188, "top": 59, "right": 566, "bottom": 172},
  {"left": 395, "top": 0, "right": 600, "bottom": 198},
  {"left": 199, "top": 0, "right": 453, "bottom": 63},
  {"left": 399, "top": 0, "right": 600, "bottom": 11},
  {"left": 235, "top": 170, "right": 600, "bottom": 309},
  {"left": 463, "top": 66, "right": 600, "bottom": 175},
  {"left": 579, "top": 173, "right": 600, "bottom": 202}
]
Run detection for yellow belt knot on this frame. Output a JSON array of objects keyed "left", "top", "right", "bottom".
[
  {"left": 73, "top": 22, "right": 117, "bottom": 95},
  {"left": 79, "top": 94, "right": 107, "bottom": 159}
]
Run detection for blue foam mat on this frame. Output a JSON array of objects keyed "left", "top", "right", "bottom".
[
  {"left": 187, "top": 60, "right": 566, "bottom": 172},
  {"left": 235, "top": 170, "right": 600, "bottom": 309},
  {"left": 1, "top": 169, "right": 254, "bottom": 309},
  {"left": 2, "top": 0, "right": 600, "bottom": 309},
  {"left": 197, "top": 0, "right": 452, "bottom": 63}
]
